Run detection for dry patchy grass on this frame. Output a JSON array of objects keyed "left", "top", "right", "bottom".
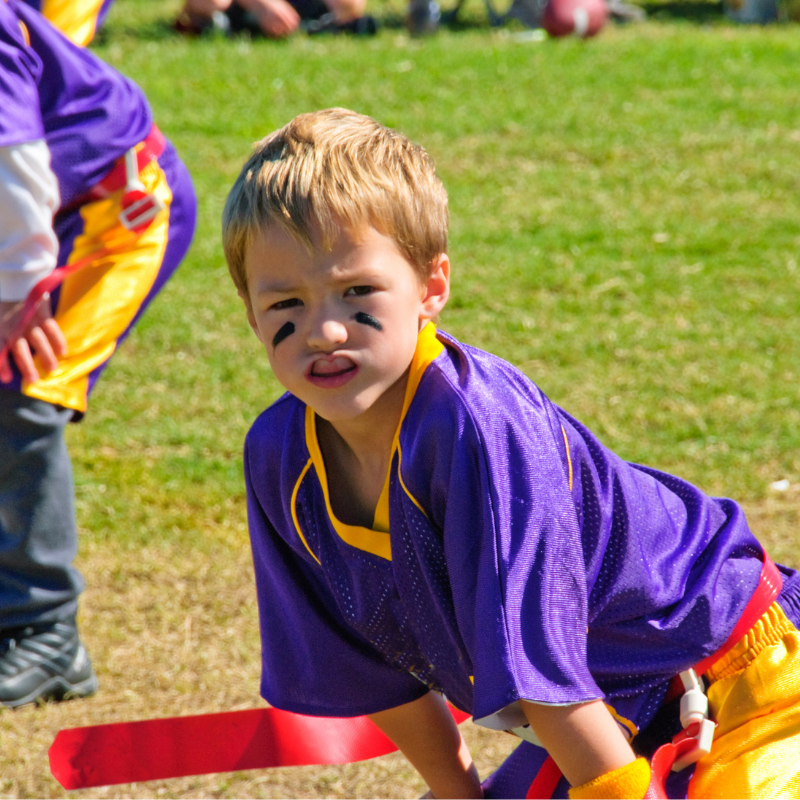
[{"left": 0, "top": 528, "right": 518, "bottom": 799}]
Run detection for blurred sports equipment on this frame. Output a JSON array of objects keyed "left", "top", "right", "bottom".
[
  {"left": 447, "top": 0, "right": 638, "bottom": 32},
  {"left": 541, "top": 0, "right": 608, "bottom": 36}
]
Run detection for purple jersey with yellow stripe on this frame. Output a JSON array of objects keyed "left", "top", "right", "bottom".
[
  {"left": 21, "top": 0, "right": 116, "bottom": 45},
  {"left": 0, "top": 0, "right": 151, "bottom": 207},
  {"left": 245, "top": 324, "right": 799, "bottom": 737}
]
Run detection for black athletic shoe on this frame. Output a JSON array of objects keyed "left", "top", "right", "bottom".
[{"left": 0, "top": 618, "right": 97, "bottom": 709}]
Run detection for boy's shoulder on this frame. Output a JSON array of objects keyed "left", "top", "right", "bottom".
[
  {"left": 401, "top": 329, "right": 565, "bottom": 469},
  {"left": 411, "top": 329, "right": 558, "bottom": 432},
  {"left": 245, "top": 391, "right": 307, "bottom": 468},
  {"left": 243, "top": 392, "right": 313, "bottom": 529}
]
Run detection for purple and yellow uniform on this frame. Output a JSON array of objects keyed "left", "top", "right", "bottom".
[
  {"left": 0, "top": 0, "right": 195, "bottom": 665},
  {"left": 245, "top": 324, "right": 800, "bottom": 798},
  {"left": 0, "top": 0, "right": 196, "bottom": 414},
  {"left": 21, "top": 0, "right": 115, "bottom": 45}
]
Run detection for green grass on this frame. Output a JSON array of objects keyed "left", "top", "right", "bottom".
[{"left": 73, "top": 5, "right": 800, "bottom": 558}]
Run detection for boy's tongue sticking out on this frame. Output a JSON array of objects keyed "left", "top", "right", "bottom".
[{"left": 310, "top": 356, "right": 356, "bottom": 378}]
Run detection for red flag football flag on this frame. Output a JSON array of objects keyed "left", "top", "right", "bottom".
[{"left": 49, "top": 705, "right": 471, "bottom": 789}]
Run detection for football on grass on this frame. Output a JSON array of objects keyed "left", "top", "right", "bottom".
[{"left": 541, "top": 0, "right": 608, "bottom": 37}]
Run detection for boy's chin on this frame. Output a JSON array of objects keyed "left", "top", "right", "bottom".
[
  {"left": 309, "top": 390, "right": 392, "bottom": 426},
  {"left": 311, "top": 401, "right": 373, "bottom": 424},
  {"left": 301, "top": 374, "right": 409, "bottom": 428}
]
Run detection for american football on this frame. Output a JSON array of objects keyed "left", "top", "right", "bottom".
[{"left": 541, "top": 0, "right": 608, "bottom": 37}]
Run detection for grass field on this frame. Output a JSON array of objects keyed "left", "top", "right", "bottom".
[{"left": 2, "top": 1, "right": 800, "bottom": 796}]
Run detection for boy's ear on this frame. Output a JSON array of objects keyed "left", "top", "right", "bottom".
[
  {"left": 239, "top": 288, "right": 263, "bottom": 343},
  {"left": 420, "top": 253, "right": 450, "bottom": 321}
]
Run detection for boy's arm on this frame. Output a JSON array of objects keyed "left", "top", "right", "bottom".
[
  {"left": 521, "top": 699, "right": 647, "bottom": 795},
  {"left": 368, "top": 692, "right": 482, "bottom": 799}
]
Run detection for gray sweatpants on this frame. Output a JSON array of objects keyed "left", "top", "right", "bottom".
[{"left": 0, "top": 391, "right": 82, "bottom": 630}]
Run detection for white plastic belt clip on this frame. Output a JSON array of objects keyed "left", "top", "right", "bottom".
[
  {"left": 118, "top": 148, "right": 165, "bottom": 233},
  {"left": 671, "top": 668, "right": 716, "bottom": 771}
]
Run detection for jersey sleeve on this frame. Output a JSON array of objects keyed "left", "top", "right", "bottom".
[
  {"left": 0, "top": 141, "right": 59, "bottom": 301},
  {"left": 403, "top": 349, "right": 603, "bottom": 727},
  {"left": 456, "top": 399, "right": 601, "bottom": 722},
  {"left": 0, "top": 2, "right": 45, "bottom": 148},
  {"left": 244, "top": 433, "right": 431, "bottom": 718}
]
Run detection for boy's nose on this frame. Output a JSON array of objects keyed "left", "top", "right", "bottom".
[{"left": 306, "top": 316, "right": 348, "bottom": 350}]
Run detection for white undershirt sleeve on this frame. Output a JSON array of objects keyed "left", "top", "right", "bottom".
[{"left": 0, "top": 139, "right": 60, "bottom": 302}]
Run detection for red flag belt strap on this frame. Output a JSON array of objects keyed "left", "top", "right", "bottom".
[
  {"left": 49, "top": 705, "right": 470, "bottom": 790},
  {"left": 662, "top": 552, "right": 782, "bottom": 705},
  {"left": 74, "top": 125, "right": 166, "bottom": 205},
  {"left": 689, "top": 552, "right": 781, "bottom": 677},
  {"left": 525, "top": 755, "right": 563, "bottom": 799}
]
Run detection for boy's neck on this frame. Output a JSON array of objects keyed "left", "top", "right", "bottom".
[
  {"left": 315, "top": 367, "right": 409, "bottom": 529},
  {"left": 320, "top": 365, "right": 409, "bottom": 463}
]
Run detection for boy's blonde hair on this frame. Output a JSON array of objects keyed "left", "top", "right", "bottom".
[{"left": 222, "top": 108, "right": 448, "bottom": 299}]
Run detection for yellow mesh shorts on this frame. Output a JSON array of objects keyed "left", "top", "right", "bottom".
[
  {"left": 23, "top": 160, "right": 172, "bottom": 414},
  {"left": 688, "top": 602, "right": 800, "bottom": 798}
]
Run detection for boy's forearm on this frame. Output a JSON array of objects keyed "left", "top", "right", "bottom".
[
  {"left": 520, "top": 698, "right": 636, "bottom": 788},
  {"left": 368, "top": 693, "right": 482, "bottom": 799}
]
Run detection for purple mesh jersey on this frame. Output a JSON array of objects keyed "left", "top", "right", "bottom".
[
  {"left": 0, "top": 0, "right": 151, "bottom": 207},
  {"left": 244, "top": 324, "right": 800, "bottom": 737}
]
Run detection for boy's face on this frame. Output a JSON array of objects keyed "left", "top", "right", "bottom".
[{"left": 243, "top": 223, "right": 449, "bottom": 426}]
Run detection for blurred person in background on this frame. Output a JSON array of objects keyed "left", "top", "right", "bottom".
[
  {"left": 173, "top": 0, "right": 441, "bottom": 38},
  {"left": 0, "top": 0, "right": 196, "bottom": 707}
]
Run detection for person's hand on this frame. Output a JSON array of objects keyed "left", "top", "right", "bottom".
[
  {"left": 238, "top": 0, "right": 301, "bottom": 36},
  {"left": 0, "top": 296, "right": 66, "bottom": 384}
]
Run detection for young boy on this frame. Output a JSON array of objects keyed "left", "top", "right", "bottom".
[{"left": 222, "top": 108, "right": 800, "bottom": 799}]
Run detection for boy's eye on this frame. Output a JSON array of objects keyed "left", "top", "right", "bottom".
[
  {"left": 345, "top": 286, "right": 373, "bottom": 297},
  {"left": 270, "top": 298, "right": 301, "bottom": 311}
]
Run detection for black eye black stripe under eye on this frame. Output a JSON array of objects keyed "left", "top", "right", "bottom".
[
  {"left": 354, "top": 312, "right": 382, "bottom": 331},
  {"left": 272, "top": 321, "right": 295, "bottom": 348}
]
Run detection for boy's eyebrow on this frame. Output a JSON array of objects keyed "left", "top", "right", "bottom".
[
  {"left": 327, "top": 265, "right": 386, "bottom": 284},
  {"left": 250, "top": 279, "right": 300, "bottom": 295},
  {"left": 255, "top": 276, "right": 377, "bottom": 297},
  {"left": 253, "top": 267, "right": 385, "bottom": 296}
]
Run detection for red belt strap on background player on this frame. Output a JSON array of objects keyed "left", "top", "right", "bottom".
[
  {"left": 88, "top": 124, "right": 166, "bottom": 233},
  {"left": 85, "top": 125, "right": 166, "bottom": 200},
  {"left": 525, "top": 552, "right": 783, "bottom": 799}
]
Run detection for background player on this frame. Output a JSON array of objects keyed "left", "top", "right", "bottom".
[
  {"left": 221, "top": 108, "right": 800, "bottom": 798},
  {"left": 0, "top": 0, "right": 196, "bottom": 708},
  {"left": 174, "top": 0, "right": 371, "bottom": 38}
]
